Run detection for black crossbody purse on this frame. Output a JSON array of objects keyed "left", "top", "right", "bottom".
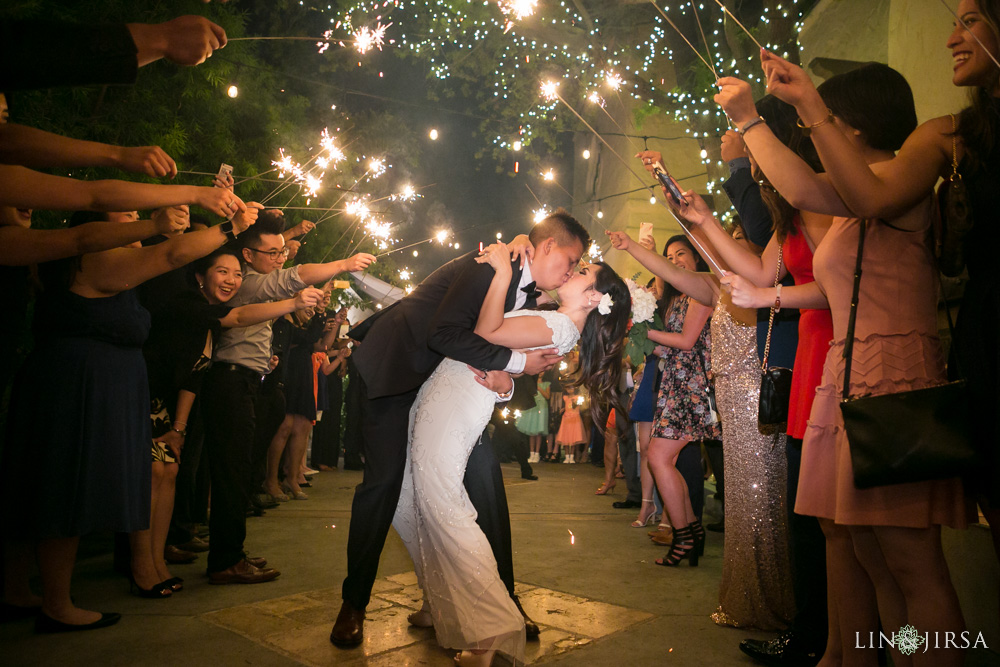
[
  {"left": 758, "top": 244, "right": 793, "bottom": 427},
  {"left": 839, "top": 220, "right": 976, "bottom": 489}
]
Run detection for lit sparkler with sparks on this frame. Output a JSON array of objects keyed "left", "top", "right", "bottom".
[
  {"left": 540, "top": 80, "right": 559, "bottom": 102},
  {"left": 587, "top": 90, "right": 606, "bottom": 108},
  {"left": 366, "top": 219, "right": 392, "bottom": 240},
  {"left": 390, "top": 184, "right": 419, "bottom": 202},
  {"left": 587, "top": 241, "right": 603, "bottom": 262},
  {"left": 354, "top": 22, "right": 391, "bottom": 55},
  {"left": 435, "top": 229, "right": 451, "bottom": 244},
  {"left": 499, "top": 0, "right": 539, "bottom": 32},
  {"left": 317, "top": 30, "right": 334, "bottom": 53},
  {"left": 345, "top": 199, "right": 371, "bottom": 220},
  {"left": 367, "top": 158, "right": 387, "bottom": 178},
  {"left": 320, "top": 128, "right": 346, "bottom": 164},
  {"left": 604, "top": 70, "right": 624, "bottom": 90},
  {"left": 532, "top": 207, "right": 549, "bottom": 224}
]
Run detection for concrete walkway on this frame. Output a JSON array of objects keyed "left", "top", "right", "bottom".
[{"left": 3, "top": 462, "right": 998, "bottom": 666}]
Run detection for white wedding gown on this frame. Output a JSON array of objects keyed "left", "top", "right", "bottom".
[{"left": 393, "top": 310, "right": 580, "bottom": 663}]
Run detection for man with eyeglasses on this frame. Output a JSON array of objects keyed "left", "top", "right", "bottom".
[{"left": 200, "top": 209, "right": 375, "bottom": 584}]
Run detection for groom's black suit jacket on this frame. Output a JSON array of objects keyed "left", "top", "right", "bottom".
[{"left": 350, "top": 252, "right": 528, "bottom": 400}]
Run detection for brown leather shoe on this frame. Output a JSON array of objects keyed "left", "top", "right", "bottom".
[
  {"left": 511, "top": 595, "right": 539, "bottom": 639},
  {"left": 208, "top": 558, "right": 280, "bottom": 585},
  {"left": 649, "top": 527, "right": 674, "bottom": 546},
  {"left": 330, "top": 601, "right": 365, "bottom": 647},
  {"left": 246, "top": 555, "right": 267, "bottom": 569},
  {"left": 174, "top": 536, "right": 209, "bottom": 553},
  {"left": 164, "top": 545, "right": 198, "bottom": 564}
]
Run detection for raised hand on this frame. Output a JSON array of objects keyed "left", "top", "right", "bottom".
[
  {"left": 343, "top": 253, "right": 376, "bottom": 272},
  {"left": 672, "top": 189, "right": 716, "bottom": 226},
  {"left": 212, "top": 171, "right": 235, "bottom": 192},
  {"left": 760, "top": 50, "right": 822, "bottom": 110},
  {"left": 231, "top": 201, "right": 260, "bottom": 234},
  {"left": 634, "top": 150, "right": 663, "bottom": 177},
  {"left": 713, "top": 77, "right": 758, "bottom": 126},
  {"left": 298, "top": 220, "right": 317, "bottom": 235},
  {"left": 474, "top": 241, "right": 513, "bottom": 276},
  {"left": 198, "top": 187, "right": 246, "bottom": 219},
  {"left": 157, "top": 16, "right": 228, "bottom": 66},
  {"left": 285, "top": 239, "right": 301, "bottom": 260},
  {"left": 720, "top": 130, "right": 748, "bottom": 162},
  {"left": 295, "top": 287, "right": 324, "bottom": 310},
  {"left": 152, "top": 205, "right": 190, "bottom": 236},
  {"left": 605, "top": 230, "right": 632, "bottom": 251},
  {"left": 506, "top": 233, "right": 533, "bottom": 268},
  {"left": 720, "top": 272, "right": 767, "bottom": 309},
  {"left": 117, "top": 146, "right": 177, "bottom": 179}
]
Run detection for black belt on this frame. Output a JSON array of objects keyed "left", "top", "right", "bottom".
[{"left": 214, "top": 362, "right": 264, "bottom": 382}]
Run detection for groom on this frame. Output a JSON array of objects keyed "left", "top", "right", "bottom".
[{"left": 331, "top": 210, "right": 589, "bottom": 647}]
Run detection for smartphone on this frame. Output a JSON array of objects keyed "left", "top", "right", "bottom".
[
  {"left": 332, "top": 280, "right": 350, "bottom": 290},
  {"left": 652, "top": 161, "right": 685, "bottom": 205},
  {"left": 216, "top": 163, "right": 233, "bottom": 182},
  {"left": 639, "top": 222, "right": 654, "bottom": 240}
]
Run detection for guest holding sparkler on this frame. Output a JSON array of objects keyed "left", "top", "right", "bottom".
[{"left": 715, "top": 59, "right": 972, "bottom": 666}]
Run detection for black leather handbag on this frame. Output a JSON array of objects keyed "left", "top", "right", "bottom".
[
  {"left": 839, "top": 220, "right": 976, "bottom": 489},
  {"left": 758, "top": 245, "right": 793, "bottom": 427}
]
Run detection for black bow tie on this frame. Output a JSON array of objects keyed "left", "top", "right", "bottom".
[{"left": 520, "top": 281, "right": 541, "bottom": 300}]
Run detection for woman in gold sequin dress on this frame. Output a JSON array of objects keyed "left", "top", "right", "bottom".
[{"left": 707, "top": 224, "right": 795, "bottom": 630}]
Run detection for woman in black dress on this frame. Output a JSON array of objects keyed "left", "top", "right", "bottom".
[
  {"left": 136, "top": 248, "right": 322, "bottom": 595},
  {"left": 1, "top": 204, "right": 257, "bottom": 632}
]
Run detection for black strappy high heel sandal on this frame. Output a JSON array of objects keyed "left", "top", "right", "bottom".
[
  {"left": 689, "top": 518, "right": 706, "bottom": 558},
  {"left": 655, "top": 525, "right": 698, "bottom": 567}
]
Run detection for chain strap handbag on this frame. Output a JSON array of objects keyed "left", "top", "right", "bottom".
[
  {"left": 839, "top": 219, "right": 976, "bottom": 489},
  {"left": 938, "top": 113, "right": 973, "bottom": 277},
  {"left": 758, "top": 244, "right": 793, "bottom": 427}
]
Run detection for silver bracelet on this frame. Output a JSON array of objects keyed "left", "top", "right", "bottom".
[{"left": 738, "top": 116, "right": 766, "bottom": 137}]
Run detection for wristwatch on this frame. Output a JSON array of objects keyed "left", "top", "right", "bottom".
[{"left": 219, "top": 220, "right": 238, "bottom": 243}]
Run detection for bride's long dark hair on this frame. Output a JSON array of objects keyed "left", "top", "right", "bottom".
[{"left": 574, "top": 261, "right": 632, "bottom": 435}]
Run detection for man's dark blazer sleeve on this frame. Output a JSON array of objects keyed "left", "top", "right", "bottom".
[
  {"left": 0, "top": 21, "right": 138, "bottom": 91},
  {"left": 723, "top": 164, "right": 773, "bottom": 248},
  {"left": 427, "top": 260, "right": 514, "bottom": 371}
]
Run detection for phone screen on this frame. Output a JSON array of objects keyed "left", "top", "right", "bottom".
[{"left": 653, "top": 162, "right": 685, "bottom": 205}]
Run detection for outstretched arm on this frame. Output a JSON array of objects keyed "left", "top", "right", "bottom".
[
  {"left": 606, "top": 230, "right": 717, "bottom": 307},
  {"left": 0, "top": 123, "right": 177, "bottom": 178},
  {"left": 723, "top": 273, "right": 828, "bottom": 310},
  {"left": 473, "top": 243, "right": 514, "bottom": 339},
  {"left": 758, "top": 51, "right": 948, "bottom": 221},
  {"left": 0, "top": 213, "right": 185, "bottom": 266},
  {"left": 219, "top": 288, "right": 324, "bottom": 328},
  {"left": 670, "top": 189, "right": 785, "bottom": 287},
  {"left": 647, "top": 300, "right": 713, "bottom": 351}
]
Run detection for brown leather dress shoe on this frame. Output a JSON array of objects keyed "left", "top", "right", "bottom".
[
  {"left": 246, "top": 555, "right": 267, "bottom": 569},
  {"left": 511, "top": 595, "right": 539, "bottom": 639},
  {"left": 174, "top": 536, "right": 209, "bottom": 553},
  {"left": 330, "top": 601, "right": 365, "bottom": 647},
  {"left": 164, "top": 545, "right": 198, "bottom": 564},
  {"left": 207, "top": 558, "right": 280, "bottom": 585}
]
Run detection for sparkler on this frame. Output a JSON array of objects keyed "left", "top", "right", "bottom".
[
  {"left": 604, "top": 70, "right": 624, "bottom": 91},
  {"left": 353, "top": 22, "right": 391, "bottom": 54},
  {"left": 647, "top": 1, "right": 717, "bottom": 75},
  {"left": 499, "top": 0, "right": 539, "bottom": 33},
  {"left": 690, "top": 0, "right": 720, "bottom": 81},
  {"left": 711, "top": 0, "right": 764, "bottom": 51},
  {"left": 532, "top": 207, "right": 550, "bottom": 224},
  {"left": 540, "top": 81, "right": 725, "bottom": 276}
]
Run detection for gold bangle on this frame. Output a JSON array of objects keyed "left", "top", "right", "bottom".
[{"left": 796, "top": 109, "right": 834, "bottom": 136}]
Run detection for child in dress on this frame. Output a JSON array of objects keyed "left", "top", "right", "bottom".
[
  {"left": 515, "top": 376, "right": 550, "bottom": 463},
  {"left": 555, "top": 387, "right": 587, "bottom": 463}
]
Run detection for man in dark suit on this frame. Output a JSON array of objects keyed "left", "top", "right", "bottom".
[{"left": 331, "top": 210, "right": 588, "bottom": 647}]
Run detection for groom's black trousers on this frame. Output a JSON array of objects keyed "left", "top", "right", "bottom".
[{"left": 341, "top": 377, "right": 515, "bottom": 610}]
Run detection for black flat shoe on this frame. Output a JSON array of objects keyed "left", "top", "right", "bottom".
[
  {"left": 612, "top": 499, "right": 642, "bottom": 509},
  {"left": 35, "top": 611, "right": 122, "bottom": 633},
  {"left": 129, "top": 576, "right": 172, "bottom": 599},
  {"left": 521, "top": 473, "right": 538, "bottom": 480}
]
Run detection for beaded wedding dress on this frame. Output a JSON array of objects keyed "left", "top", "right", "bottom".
[{"left": 393, "top": 310, "right": 580, "bottom": 663}]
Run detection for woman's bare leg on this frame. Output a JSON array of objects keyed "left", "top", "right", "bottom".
[
  {"left": 264, "top": 415, "right": 294, "bottom": 497},
  {"left": 37, "top": 536, "right": 100, "bottom": 625}
]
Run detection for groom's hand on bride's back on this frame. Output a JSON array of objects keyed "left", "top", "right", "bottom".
[{"left": 523, "top": 348, "right": 561, "bottom": 375}]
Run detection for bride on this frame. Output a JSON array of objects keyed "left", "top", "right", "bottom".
[{"left": 392, "top": 242, "right": 631, "bottom": 665}]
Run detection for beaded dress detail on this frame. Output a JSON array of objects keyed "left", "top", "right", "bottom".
[
  {"left": 393, "top": 310, "right": 579, "bottom": 663},
  {"left": 708, "top": 299, "right": 795, "bottom": 630}
]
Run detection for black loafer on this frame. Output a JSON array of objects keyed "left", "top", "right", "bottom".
[
  {"left": 36, "top": 611, "right": 122, "bottom": 634},
  {"left": 612, "top": 499, "right": 642, "bottom": 509}
]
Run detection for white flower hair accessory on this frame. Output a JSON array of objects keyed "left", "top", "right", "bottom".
[{"left": 597, "top": 292, "right": 614, "bottom": 315}]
